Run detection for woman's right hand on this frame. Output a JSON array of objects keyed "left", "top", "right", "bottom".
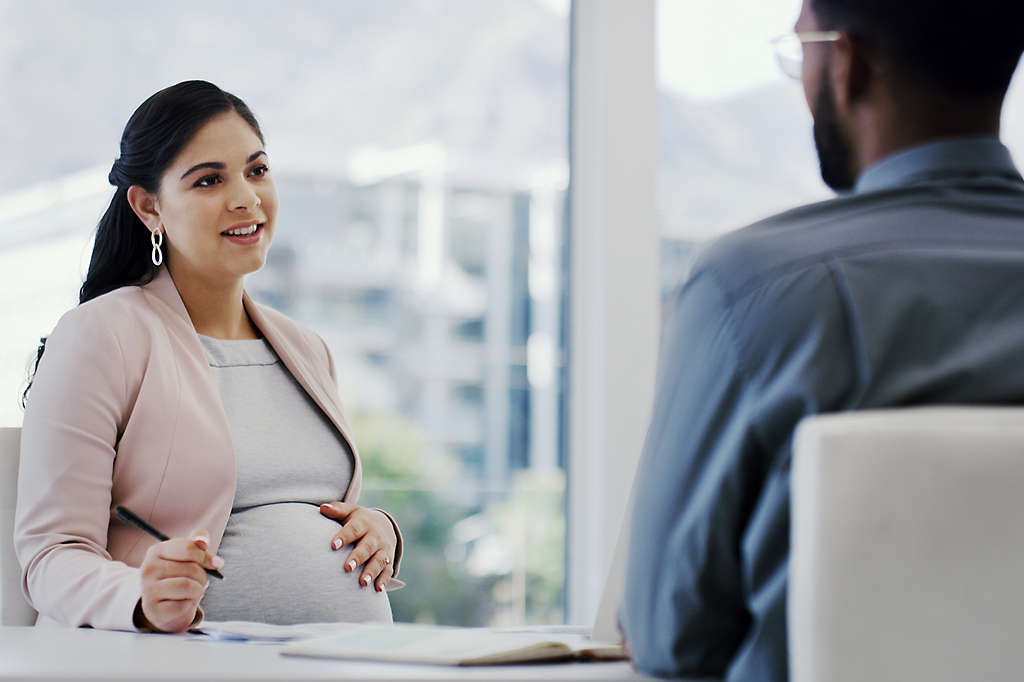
[{"left": 135, "top": 530, "right": 224, "bottom": 633}]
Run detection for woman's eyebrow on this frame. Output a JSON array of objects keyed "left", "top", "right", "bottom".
[{"left": 179, "top": 150, "right": 267, "bottom": 180}]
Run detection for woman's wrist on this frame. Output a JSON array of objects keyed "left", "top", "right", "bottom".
[
  {"left": 133, "top": 599, "right": 158, "bottom": 632},
  {"left": 373, "top": 507, "right": 403, "bottom": 575},
  {"left": 132, "top": 598, "right": 203, "bottom": 633}
]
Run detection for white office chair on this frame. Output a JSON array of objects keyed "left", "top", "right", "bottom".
[
  {"left": 1, "top": 427, "right": 36, "bottom": 626},
  {"left": 789, "top": 407, "right": 1024, "bottom": 682}
]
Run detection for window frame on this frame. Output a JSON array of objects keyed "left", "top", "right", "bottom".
[{"left": 567, "top": 0, "right": 659, "bottom": 627}]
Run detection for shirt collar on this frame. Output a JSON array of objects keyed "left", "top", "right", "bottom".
[{"left": 853, "top": 136, "right": 1022, "bottom": 194}]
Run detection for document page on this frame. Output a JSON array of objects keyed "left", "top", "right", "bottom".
[{"left": 190, "top": 620, "right": 347, "bottom": 643}]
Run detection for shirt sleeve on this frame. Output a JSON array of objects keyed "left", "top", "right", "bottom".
[
  {"left": 620, "top": 268, "right": 761, "bottom": 677},
  {"left": 620, "top": 254, "right": 861, "bottom": 679},
  {"left": 14, "top": 306, "right": 145, "bottom": 631}
]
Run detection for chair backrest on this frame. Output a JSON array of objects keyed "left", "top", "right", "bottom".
[
  {"left": 789, "top": 407, "right": 1024, "bottom": 682},
  {"left": 0, "top": 427, "right": 36, "bottom": 626}
]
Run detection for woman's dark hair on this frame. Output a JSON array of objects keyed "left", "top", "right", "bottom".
[
  {"left": 83, "top": 79, "right": 264, "bottom": 303},
  {"left": 22, "top": 80, "right": 264, "bottom": 407},
  {"left": 812, "top": 0, "right": 1024, "bottom": 96}
]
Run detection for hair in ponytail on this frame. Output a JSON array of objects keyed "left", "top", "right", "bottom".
[
  {"left": 78, "top": 185, "right": 156, "bottom": 304},
  {"left": 22, "top": 80, "right": 264, "bottom": 407}
]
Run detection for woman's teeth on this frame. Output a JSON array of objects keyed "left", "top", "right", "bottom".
[{"left": 224, "top": 224, "right": 259, "bottom": 236}]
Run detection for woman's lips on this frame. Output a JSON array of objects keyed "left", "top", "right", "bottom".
[{"left": 221, "top": 223, "right": 264, "bottom": 245}]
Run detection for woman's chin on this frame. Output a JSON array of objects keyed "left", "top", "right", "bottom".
[{"left": 229, "top": 250, "right": 271, "bottom": 277}]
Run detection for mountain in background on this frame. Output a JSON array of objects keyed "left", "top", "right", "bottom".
[
  {"left": 0, "top": 0, "right": 566, "bottom": 189},
  {"left": 658, "top": 83, "right": 831, "bottom": 240},
  {"left": 2, "top": 1, "right": 1020, "bottom": 241}
]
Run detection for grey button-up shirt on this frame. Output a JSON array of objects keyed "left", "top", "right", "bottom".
[{"left": 622, "top": 138, "right": 1024, "bottom": 681}]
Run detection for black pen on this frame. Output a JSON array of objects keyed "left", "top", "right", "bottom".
[{"left": 114, "top": 505, "right": 224, "bottom": 580}]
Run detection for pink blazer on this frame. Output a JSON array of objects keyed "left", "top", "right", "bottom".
[{"left": 15, "top": 267, "right": 402, "bottom": 630}]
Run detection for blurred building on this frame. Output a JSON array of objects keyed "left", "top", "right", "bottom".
[
  {"left": 248, "top": 145, "right": 568, "bottom": 494},
  {"left": 0, "top": 148, "right": 569, "bottom": 500}
]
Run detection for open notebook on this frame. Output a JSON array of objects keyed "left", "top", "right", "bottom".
[
  {"left": 281, "top": 623, "right": 623, "bottom": 665},
  {"left": 279, "top": 494, "right": 633, "bottom": 666}
]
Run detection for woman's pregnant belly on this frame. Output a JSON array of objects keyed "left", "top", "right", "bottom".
[{"left": 200, "top": 502, "right": 393, "bottom": 625}]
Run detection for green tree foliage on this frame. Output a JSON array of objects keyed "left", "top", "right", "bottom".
[
  {"left": 352, "top": 414, "right": 498, "bottom": 625},
  {"left": 351, "top": 413, "right": 565, "bottom": 626},
  {"left": 483, "top": 468, "right": 565, "bottom": 624}
]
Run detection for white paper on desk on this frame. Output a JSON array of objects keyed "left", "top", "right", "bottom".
[{"left": 189, "top": 620, "right": 346, "bottom": 643}]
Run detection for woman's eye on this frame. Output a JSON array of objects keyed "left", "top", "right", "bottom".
[
  {"left": 194, "top": 174, "right": 221, "bottom": 188},
  {"left": 249, "top": 164, "right": 270, "bottom": 177}
]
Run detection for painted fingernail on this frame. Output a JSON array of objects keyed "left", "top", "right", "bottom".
[
  {"left": 211, "top": 556, "right": 225, "bottom": 569},
  {"left": 376, "top": 583, "right": 383, "bottom": 592},
  {"left": 348, "top": 560, "right": 356, "bottom": 571},
  {"left": 191, "top": 535, "right": 210, "bottom": 547},
  {"left": 332, "top": 538, "right": 342, "bottom": 550},
  {"left": 362, "top": 575, "right": 371, "bottom": 586}
]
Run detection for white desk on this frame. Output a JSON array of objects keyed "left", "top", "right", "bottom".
[{"left": 0, "top": 626, "right": 657, "bottom": 682}]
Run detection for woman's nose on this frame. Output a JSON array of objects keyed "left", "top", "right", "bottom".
[{"left": 229, "top": 181, "right": 261, "bottom": 211}]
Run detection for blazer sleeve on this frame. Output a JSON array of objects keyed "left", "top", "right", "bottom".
[
  {"left": 317, "top": 334, "right": 405, "bottom": 580},
  {"left": 14, "top": 305, "right": 143, "bottom": 631}
]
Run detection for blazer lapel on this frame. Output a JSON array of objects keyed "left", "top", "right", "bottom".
[
  {"left": 143, "top": 268, "right": 233, "bottom": 422},
  {"left": 143, "top": 267, "right": 362, "bottom": 501}
]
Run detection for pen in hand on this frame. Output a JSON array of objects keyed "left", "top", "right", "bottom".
[{"left": 115, "top": 506, "right": 225, "bottom": 580}]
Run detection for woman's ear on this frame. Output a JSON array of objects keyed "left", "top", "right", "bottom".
[{"left": 126, "top": 185, "right": 162, "bottom": 232}]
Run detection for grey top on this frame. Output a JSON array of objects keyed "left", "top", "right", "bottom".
[
  {"left": 196, "top": 334, "right": 391, "bottom": 625},
  {"left": 622, "top": 137, "right": 1024, "bottom": 681}
]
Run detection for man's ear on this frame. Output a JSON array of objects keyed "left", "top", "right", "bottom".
[
  {"left": 126, "top": 185, "right": 162, "bottom": 233},
  {"left": 830, "top": 33, "right": 872, "bottom": 114}
]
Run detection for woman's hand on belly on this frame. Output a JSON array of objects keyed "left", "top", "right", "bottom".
[{"left": 320, "top": 502, "right": 397, "bottom": 592}]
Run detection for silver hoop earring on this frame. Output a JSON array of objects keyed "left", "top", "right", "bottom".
[{"left": 150, "top": 230, "right": 164, "bottom": 267}]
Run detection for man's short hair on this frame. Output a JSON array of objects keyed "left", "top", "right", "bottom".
[{"left": 812, "top": 0, "right": 1024, "bottom": 96}]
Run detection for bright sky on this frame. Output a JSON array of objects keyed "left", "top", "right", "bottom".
[
  {"left": 658, "top": 0, "right": 801, "bottom": 101},
  {"left": 541, "top": 0, "right": 803, "bottom": 101}
]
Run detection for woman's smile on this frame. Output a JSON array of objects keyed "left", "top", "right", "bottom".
[{"left": 221, "top": 220, "right": 265, "bottom": 245}]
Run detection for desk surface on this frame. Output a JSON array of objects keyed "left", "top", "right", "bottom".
[{"left": 0, "top": 626, "right": 653, "bottom": 682}]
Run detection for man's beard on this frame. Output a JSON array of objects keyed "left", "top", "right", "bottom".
[{"left": 812, "top": 77, "right": 857, "bottom": 191}]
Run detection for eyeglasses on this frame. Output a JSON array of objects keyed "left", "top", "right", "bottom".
[{"left": 770, "top": 31, "right": 841, "bottom": 80}]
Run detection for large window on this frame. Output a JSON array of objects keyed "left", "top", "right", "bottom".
[
  {"left": 657, "top": 0, "right": 1024, "bottom": 296},
  {"left": 656, "top": 0, "right": 829, "bottom": 295},
  {"left": 1, "top": 1, "right": 569, "bottom": 627}
]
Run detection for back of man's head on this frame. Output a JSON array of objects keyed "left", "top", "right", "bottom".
[{"left": 812, "top": 0, "right": 1024, "bottom": 97}]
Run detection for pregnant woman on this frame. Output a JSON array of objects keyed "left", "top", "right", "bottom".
[{"left": 15, "top": 80, "right": 402, "bottom": 633}]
